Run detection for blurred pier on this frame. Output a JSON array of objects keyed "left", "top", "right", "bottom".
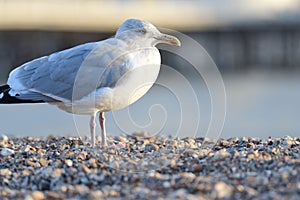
[{"left": 1, "top": 27, "right": 300, "bottom": 82}]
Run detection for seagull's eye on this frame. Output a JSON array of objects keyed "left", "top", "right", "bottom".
[{"left": 137, "top": 29, "right": 146, "bottom": 34}]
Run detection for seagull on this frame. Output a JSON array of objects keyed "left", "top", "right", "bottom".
[{"left": 0, "top": 19, "right": 180, "bottom": 147}]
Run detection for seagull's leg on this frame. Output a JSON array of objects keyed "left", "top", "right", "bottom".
[
  {"left": 90, "top": 113, "right": 96, "bottom": 147},
  {"left": 99, "top": 112, "right": 107, "bottom": 146}
]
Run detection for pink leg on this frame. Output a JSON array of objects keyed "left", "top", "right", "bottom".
[
  {"left": 99, "top": 112, "right": 107, "bottom": 146},
  {"left": 90, "top": 114, "right": 96, "bottom": 147}
]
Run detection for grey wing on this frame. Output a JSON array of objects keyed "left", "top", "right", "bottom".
[{"left": 7, "top": 39, "right": 123, "bottom": 102}]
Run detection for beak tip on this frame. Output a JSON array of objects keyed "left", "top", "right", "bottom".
[
  {"left": 169, "top": 35, "right": 181, "bottom": 47},
  {"left": 170, "top": 38, "right": 181, "bottom": 47}
]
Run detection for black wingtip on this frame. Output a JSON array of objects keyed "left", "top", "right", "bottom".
[
  {"left": 0, "top": 84, "right": 10, "bottom": 93},
  {"left": 0, "top": 84, "right": 45, "bottom": 104}
]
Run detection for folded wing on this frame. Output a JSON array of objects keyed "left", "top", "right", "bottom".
[{"left": 7, "top": 38, "right": 128, "bottom": 102}]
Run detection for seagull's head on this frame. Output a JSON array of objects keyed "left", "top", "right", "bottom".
[{"left": 116, "top": 19, "right": 181, "bottom": 47}]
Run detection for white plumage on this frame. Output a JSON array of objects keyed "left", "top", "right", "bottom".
[{"left": 0, "top": 19, "right": 181, "bottom": 147}]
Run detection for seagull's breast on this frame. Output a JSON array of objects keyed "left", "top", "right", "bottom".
[{"left": 97, "top": 47, "right": 161, "bottom": 111}]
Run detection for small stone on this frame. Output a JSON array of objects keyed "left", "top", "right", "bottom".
[
  {"left": 245, "top": 186, "right": 258, "bottom": 197},
  {"left": 133, "top": 187, "right": 150, "bottom": 198},
  {"left": 67, "top": 185, "right": 75, "bottom": 193},
  {"left": 25, "top": 195, "right": 34, "bottom": 200},
  {"left": 82, "top": 164, "right": 91, "bottom": 173},
  {"left": 75, "top": 184, "right": 90, "bottom": 194},
  {"left": 112, "top": 184, "right": 121, "bottom": 191},
  {"left": 192, "top": 164, "right": 203, "bottom": 172},
  {"left": 116, "top": 143, "right": 127, "bottom": 148},
  {"left": 148, "top": 137, "right": 156, "bottom": 143},
  {"left": 214, "top": 181, "right": 233, "bottom": 199},
  {"left": 132, "top": 136, "right": 141, "bottom": 142},
  {"left": 64, "top": 159, "right": 73, "bottom": 167},
  {"left": 0, "top": 134, "right": 8, "bottom": 143},
  {"left": 188, "top": 143, "right": 197, "bottom": 149},
  {"left": 114, "top": 136, "right": 127, "bottom": 142},
  {"left": 163, "top": 181, "right": 171, "bottom": 188},
  {"left": 181, "top": 172, "right": 196, "bottom": 179},
  {"left": 109, "top": 190, "right": 119, "bottom": 197},
  {"left": 268, "top": 140, "right": 274, "bottom": 145},
  {"left": 60, "top": 186, "right": 67, "bottom": 193},
  {"left": 0, "top": 147, "right": 15, "bottom": 157},
  {"left": 52, "top": 169, "right": 62, "bottom": 178},
  {"left": 236, "top": 185, "right": 244, "bottom": 192},
  {"left": 247, "top": 153, "right": 255, "bottom": 160},
  {"left": 169, "top": 159, "right": 177, "bottom": 168},
  {"left": 88, "top": 158, "right": 97, "bottom": 168},
  {"left": 246, "top": 142, "right": 255, "bottom": 148},
  {"left": 89, "top": 190, "right": 104, "bottom": 200},
  {"left": 22, "top": 170, "right": 31, "bottom": 176},
  {"left": 47, "top": 191, "right": 63, "bottom": 199},
  {"left": 31, "top": 191, "right": 44, "bottom": 200},
  {"left": 76, "top": 152, "right": 88, "bottom": 161},
  {"left": 213, "top": 149, "right": 230, "bottom": 159},
  {"left": 39, "top": 159, "right": 48, "bottom": 167},
  {"left": 22, "top": 145, "right": 36, "bottom": 152},
  {"left": 61, "top": 144, "right": 70, "bottom": 150},
  {"left": 80, "top": 176, "right": 89, "bottom": 184},
  {"left": 0, "top": 168, "right": 12, "bottom": 176},
  {"left": 65, "top": 151, "right": 74, "bottom": 157},
  {"left": 271, "top": 148, "right": 279, "bottom": 154},
  {"left": 281, "top": 172, "right": 289, "bottom": 179},
  {"left": 160, "top": 149, "right": 171, "bottom": 154},
  {"left": 240, "top": 137, "right": 249, "bottom": 143},
  {"left": 229, "top": 137, "right": 239, "bottom": 144},
  {"left": 208, "top": 152, "right": 214, "bottom": 157},
  {"left": 112, "top": 161, "right": 119, "bottom": 170},
  {"left": 26, "top": 160, "right": 37, "bottom": 167},
  {"left": 220, "top": 140, "right": 230, "bottom": 147},
  {"left": 281, "top": 136, "right": 294, "bottom": 147},
  {"left": 145, "top": 144, "right": 159, "bottom": 152},
  {"left": 168, "top": 189, "right": 187, "bottom": 198}
]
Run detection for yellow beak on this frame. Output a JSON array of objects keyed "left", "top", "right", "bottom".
[{"left": 156, "top": 34, "right": 181, "bottom": 46}]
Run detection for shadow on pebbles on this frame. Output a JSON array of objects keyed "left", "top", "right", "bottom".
[{"left": 0, "top": 134, "right": 299, "bottom": 200}]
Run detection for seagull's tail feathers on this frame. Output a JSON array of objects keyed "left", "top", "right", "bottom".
[{"left": 0, "top": 84, "right": 45, "bottom": 104}]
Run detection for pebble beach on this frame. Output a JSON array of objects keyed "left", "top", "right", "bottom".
[{"left": 0, "top": 134, "right": 299, "bottom": 200}]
